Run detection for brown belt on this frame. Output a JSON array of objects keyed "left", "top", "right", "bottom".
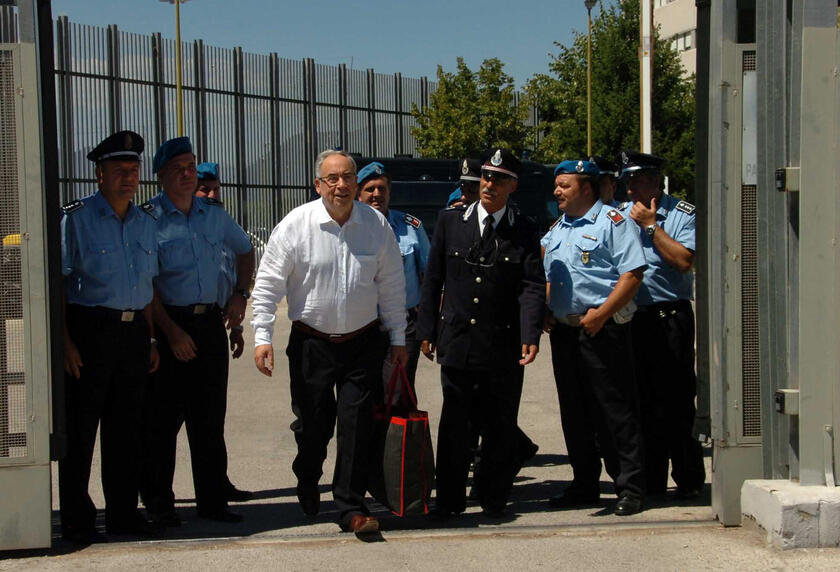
[{"left": 292, "top": 319, "right": 380, "bottom": 343}]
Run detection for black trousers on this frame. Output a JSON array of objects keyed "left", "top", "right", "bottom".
[
  {"left": 59, "top": 305, "right": 149, "bottom": 532},
  {"left": 549, "top": 321, "right": 645, "bottom": 498},
  {"left": 141, "top": 306, "right": 230, "bottom": 513},
  {"left": 286, "top": 324, "right": 388, "bottom": 525},
  {"left": 632, "top": 301, "right": 705, "bottom": 493},
  {"left": 436, "top": 364, "right": 521, "bottom": 513}
]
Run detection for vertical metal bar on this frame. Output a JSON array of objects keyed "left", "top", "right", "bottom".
[
  {"left": 339, "top": 63, "right": 347, "bottom": 151},
  {"left": 193, "top": 39, "right": 206, "bottom": 161},
  {"left": 233, "top": 46, "right": 248, "bottom": 232},
  {"left": 421, "top": 76, "right": 428, "bottom": 111},
  {"left": 367, "top": 68, "right": 376, "bottom": 156},
  {"left": 309, "top": 58, "right": 318, "bottom": 157},
  {"left": 395, "top": 72, "right": 403, "bottom": 155},
  {"left": 302, "top": 58, "right": 312, "bottom": 179},
  {"left": 152, "top": 32, "right": 166, "bottom": 148},
  {"left": 270, "top": 52, "right": 281, "bottom": 225},
  {"left": 56, "top": 16, "right": 74, "bottom": 202},
  {"left": 106, "top": 24, "right": 121, "bottom": 133}
]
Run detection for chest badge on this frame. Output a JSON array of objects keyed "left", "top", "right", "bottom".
[{"left": 581, "top": 251, "right": 590, "bottom": 265}]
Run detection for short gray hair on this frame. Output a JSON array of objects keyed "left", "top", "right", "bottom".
[{"left": 314, "top": 149, "right": 356, "bottom": 179}]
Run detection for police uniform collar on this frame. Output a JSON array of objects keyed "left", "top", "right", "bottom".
[
  {"left": 387, "top": 208, "right": 403, "bottom": 226},
  {"left": 159, "top": 190, "right": 204, "bottom": 215},
  {"left": 564, "top": 200, "right": 603, "bottom": 226},
  {"left": 92, "top": 190, "right": 136, "bottom": 220},
  {"left": 475, "top": 201, "right": 508, "bottom": 228}
]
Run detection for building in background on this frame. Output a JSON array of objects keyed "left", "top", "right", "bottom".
[{"left": 655, "top": 0, "right": 697, "bottom": 76}]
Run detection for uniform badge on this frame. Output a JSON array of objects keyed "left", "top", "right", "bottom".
[
  {"left": 676, "top": 200, "right": 696, "bottom": 215},
  {"left": 576, "top": 160, "right": 584, "bottom": 173},
  {"left": 139, "top": 202, "right": 157, "bottom": 219},
  {"left": 462, "top": 160, "right": 469, "bottom": 175},
  {"left": 491, "top": 149, "right": 503, "bottom": 166},
  {"left": 61, "top": 199, "right": 84, "bottom": 214},
  {"left": 607, "top": 209, "right": 625, "bottom": 225},
  {"left": 404, "top": 213, "right": 421, "bottom": 229},
  {"left": 374, "top": 164, "right": 383, "bottom": 175},
  {"left": 582, "top": 233, "right": 597, "bottom": 241},
  {"left": 621, "top": 151, "right": 629, "bottom": 165},
  {"left": 581, "top": 251, "right": 590, "bottom": 264}
]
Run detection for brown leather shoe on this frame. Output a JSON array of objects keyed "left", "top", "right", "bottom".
[{"left": 346, "top": 514, "right": 379, "bottom": 534}]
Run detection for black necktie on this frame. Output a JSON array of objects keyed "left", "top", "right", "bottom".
[{"left": 482, "top": 215, "right": 495, "bottom": 244}]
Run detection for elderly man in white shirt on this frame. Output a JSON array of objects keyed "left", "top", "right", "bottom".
[{"left": 252, "top": 149, "right": 407, "bottom": 534}]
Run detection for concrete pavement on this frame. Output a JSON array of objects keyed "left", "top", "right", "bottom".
[{"left": 3, "top": 303, "right": 838, "bottom": 569}]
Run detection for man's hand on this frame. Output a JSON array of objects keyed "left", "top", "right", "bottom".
[
  {"left": 520, "top": 344, "right": 539, "bottom": 366},
  {"left": 543, "top": 312, "right": 557, "bottom": 333},
  {"left": 64, "top": 334, "right": 83, "bottom": 378},
  {"left": 421, "top": 339, "right": 436, "bottom": 360},
  {"left": 168, "top": 325, "right": 198, "bottom": 361},
  {"left": 580, "top": 307, "right": 609, "bottom": 337},
  {"left": 229, "top": 327, "right": 245, "bottom": 359},
  {"left": 630, "top": 197, "right": 658, "bottom": 228},
  {"left": 224, "top": 294, "right": 247, "bottom": 329},
  {"left": 390, "top": 345, "right": 408, "bottom": 367},
  {"left": 255, "top": 344, "right": 274, "bottom": 377},
  {"left": 149, "top": 344, "right": 160, "bottom": 373}
]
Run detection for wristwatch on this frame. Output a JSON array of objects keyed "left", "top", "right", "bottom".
[
  {"left": 645, "top": 224, "right": 658, "bottom": 238},
  {"left": 234, "top": 288, "right": 251, "bottom": 300}
]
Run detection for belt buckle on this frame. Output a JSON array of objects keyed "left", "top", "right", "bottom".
[
  {"left": 194, "top": 304, "right": 207, "bottom": 315},
  {"left": 120, "top": 311, "right": 135, "bottom": 322}
]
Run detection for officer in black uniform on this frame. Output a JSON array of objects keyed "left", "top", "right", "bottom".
[
  {"left": 622, "top": 150, "right": 705, "bottom": 499},
  {"left": 417, "top": 148, "right": 545, "bottom": 518},
  {"left": 59, "top": 131, "right": 160, "bottom": 543}
]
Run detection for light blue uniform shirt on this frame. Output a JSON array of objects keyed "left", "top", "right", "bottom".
[
  {"left": 542, "top": 200, "right": 647, "bottom": 317},
  {"left": 387, "top": 209, "right": 430, "bottom": 309},
  {"left": 148, "top": 192, "right": 252, "bottom": 306},
  {"left": 217, "top": 245, "right": 237, "bottom": 308},
  {"left": 632, "top": 193, "right": 696, "bottom": 305},
  {"left": 61, "top": 191, "right": 158, "bottom": 310}
]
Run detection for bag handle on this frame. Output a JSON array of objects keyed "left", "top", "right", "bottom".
[{"left": 384, "top": 363, "right": 418, "bottom": 417}]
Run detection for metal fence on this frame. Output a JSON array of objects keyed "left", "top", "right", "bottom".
[{"left": 1, "top": 9, "right": 436, "bottom": 241}]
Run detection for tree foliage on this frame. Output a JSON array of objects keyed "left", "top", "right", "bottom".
[
  {"left": 410, "top": 57, "right": 529, "bottom": 159},
  {"left": 525, "top": 0, "right": 696, "bottom": 199}
]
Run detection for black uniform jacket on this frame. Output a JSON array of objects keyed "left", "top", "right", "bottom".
[{"left": 416, "top": 201, "right": 545, "bottom": 370}]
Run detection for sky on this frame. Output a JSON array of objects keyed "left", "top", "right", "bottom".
[{"left": 49, "top": 0, "right": 601, "bottom": 88}]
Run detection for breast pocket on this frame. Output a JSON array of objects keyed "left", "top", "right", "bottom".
[
  {"left": 572, "top": 237, "right": 608, "bottom": 270},
  {"left": 445, "top": 245, "right": 469, "bottom": 280},
  {"left": 85, "top": 241, "right": 120, "bottom": 276},
  {"left": 400, "top": 244, "right": 415, "bottom": 273},
  {"left": 134, "top": 239, "right": 157, "bottom": 276},
  {"left": 352, "top": 254, "right": 378, "bottom": 286},
  {"left": 200, "top": 233, "right": 222, "bottom": 265},
  {"left": 159, "top": 238, "right": 193, "bottom": 270}
]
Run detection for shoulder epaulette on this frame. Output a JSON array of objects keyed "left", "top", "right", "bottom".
[
  {"left": 204, "top": 197, "right": 223, "bottom": 206},
  {"left": 404, "top": 213, "right": 421, "bottom": 229},
  {"left": 619, "top": 201, "right": 629, "bottom": 210},
  {"left": 606, "top": 209, "right": 625, "bottom": 225},
  {"left": 675, "top": 200, "right": 696, "bottom": 215},
  {"left": 139, "top": 202, "right": 157, "bottom": 219},
  {"left": 61, "top": 199, "right": 84, "bottom": 215}
]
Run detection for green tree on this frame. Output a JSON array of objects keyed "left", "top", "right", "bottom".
[
  {"left": 411, "top": 57, "right": 529, "bottom": 158},
  {"left": 525, "top": 0, "right": 696, "bottom": 199}
]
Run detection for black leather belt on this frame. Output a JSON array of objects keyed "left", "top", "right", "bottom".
[
  {"left": 636, "top": 299, "right": 692, "bottom": 317},
  {"left": 164, "top": 303, "right": 219, "bottom": 316},
  {"left": 68, "top": 304, "right": 143, "bottom": 322},
  {"left": 292, "top": 319, "right": 380, "bottom": 343}
]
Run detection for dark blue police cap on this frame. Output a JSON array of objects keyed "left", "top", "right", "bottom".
[
  {"left": 480, "top": 148, "right": 521, "bottom": 179},
  {"left": 87, "top": 130, "right": 144, "bottom": 163},
  {"left": 153, "top": 136, "right": 193, "bottom": 173},
  {"left": 619, "top": 150, "right": 666, "bottom": 179},
  {"left": 554, "top": 159, "right": 600, "bottom": 177},
  {"left": 588, "top": 155, "right": 619, "bottom": 178},
  {"left": 357, "top": 161, "right": 388, "bottom": 186},
  {"left": 459, "top": 158, "right": 482, "bottom": 182},
  {"left": 197, "top": 162, "right": 219, "bottom": 181}
]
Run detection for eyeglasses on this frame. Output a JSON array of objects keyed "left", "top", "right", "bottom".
[
  {"left": 481, "top": 170, "right": 515, "bottom": 183},
  {"left": 318, "top": 172, "right": 356, "bottom": 186}
]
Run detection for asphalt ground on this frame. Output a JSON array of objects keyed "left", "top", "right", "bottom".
[{"left": 2, "top": 303, "right": 838, "bottom": 569}]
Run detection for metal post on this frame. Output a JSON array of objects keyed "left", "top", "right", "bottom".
[
  {"left": 151, "top": 32, "right": 166, "bottom": 149},
  {"left": 193, "top": 39, "right": 207, "bottom": 161},
  {"left": 339, "top": 63, "right": 348, "bottom": 151},
  {"left": 640, "top": 0, "right": 653, "bottom": 152},
  {"left": 421, "top": 76, "right": 428, "bottom": 111},
  {"left": 55, "top": 15, "right": 74, "bottom": 201},
  {"left": 174, "top": 0, "right": 184, "bottom": 136},
  {"left": 585, "top": 1, "right": 594, "bottom": 156},
  {"left": 395, "top": 72, "right": 403, "bottom": 155},
  {"left": 106, "top": 24, "right": 120, "bottom": 134},
  {"left": 233, "top": 46, "right": 247, "bottom": 231},
  {"left": 270, "top": 53, "right": 281, "bottom": 224},
  {"left": 367, "top": 68, "right": 376, "bottom": 156}
]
